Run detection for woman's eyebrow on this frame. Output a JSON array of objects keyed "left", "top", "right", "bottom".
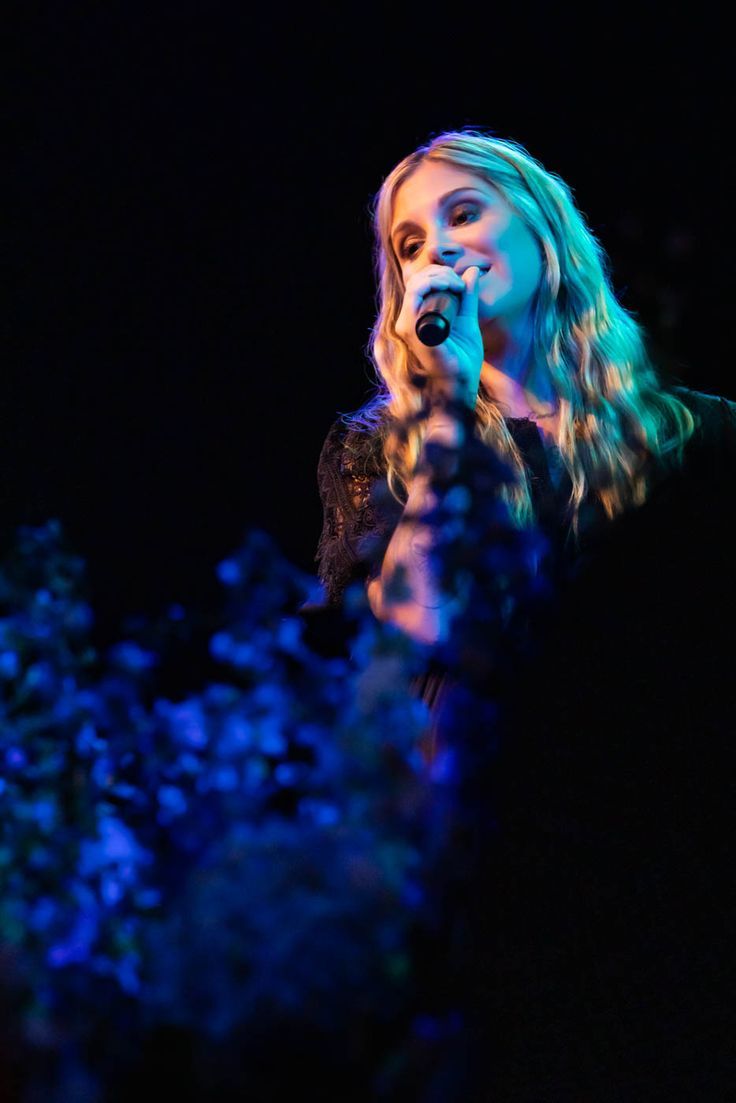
[{"left": 391, "top": 187, "right": 487, "bottom": 246}]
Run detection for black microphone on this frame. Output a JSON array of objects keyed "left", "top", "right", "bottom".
[
  {"left": 415, "top": 266, "right": 490, "bottom": 347},
  {"left": 415, "top": 290, "right": 461, "bottom": 347}
]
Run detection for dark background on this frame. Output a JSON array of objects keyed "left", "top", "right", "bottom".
[{"left": 7, "top": 4, "right": 733, "bottom": 648}]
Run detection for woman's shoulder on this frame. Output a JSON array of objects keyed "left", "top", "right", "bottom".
[
  {"left": 668, "top": 383, "right": 736, "bottom": 450},
  {"left": 317, "top": 396, "right": 391, "bottom": 478},
  {"left": 650, "top": 383, "right": 736, "bottom": 496}
]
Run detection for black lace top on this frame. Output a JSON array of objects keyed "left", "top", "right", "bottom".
[
  {"left": 313, "top": 385, "right": 736, "bottom": 611},
  {"left": 308, "top": 386, "right": 736, "bottom": 728},
  {"left": 313, "top": 407, "right": 578, "bottom": 610}
]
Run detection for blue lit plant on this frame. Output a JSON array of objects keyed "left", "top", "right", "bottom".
[
  {"left": 0, "top": 411, "right": 547, "bottom": 1100},
  {"left": 0, "top": 520, "right": 448, "bottom": 1100}
]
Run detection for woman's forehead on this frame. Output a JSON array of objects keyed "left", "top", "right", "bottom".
[{"left": 390, "top": 162, "right": 499, "bottom": 228}]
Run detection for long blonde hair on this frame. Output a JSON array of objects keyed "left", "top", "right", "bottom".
[{"left": 350, "top": 129, "right": 696, "bottom": 541}]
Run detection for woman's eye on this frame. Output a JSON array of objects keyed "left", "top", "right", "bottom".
[
  {"left": 399, "top": 206, "right": 478, "bottom": 259},
  {"left": 452, "top": 205, "right": 477, "bottom": 225}
]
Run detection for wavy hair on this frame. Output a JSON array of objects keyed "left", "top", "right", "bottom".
[{"left": 348, "top": 129, "right": 696, "bottom": 542}]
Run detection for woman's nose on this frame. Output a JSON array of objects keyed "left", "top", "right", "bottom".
[{"left": 426, "top": 237, "right": 461, "bottom": 266}]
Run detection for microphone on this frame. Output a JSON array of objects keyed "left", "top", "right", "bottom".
[
  {"left": 415, "top": 266, "right": 490, "bottom": 347},
  {"left": 415, "top": 290, "right": 461, "bottom": 347}
]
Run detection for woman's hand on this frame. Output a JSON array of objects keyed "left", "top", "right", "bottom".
[{"left": 394, "top": 264, "right": 484, "bottom": 409}]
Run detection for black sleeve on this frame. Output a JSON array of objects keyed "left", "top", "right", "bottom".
[
  {"left": 312, "top": 416, "right": 401, "bottom": 608},
  {"left": 296, "top": 416, "right": 401, "bottom": 658}
]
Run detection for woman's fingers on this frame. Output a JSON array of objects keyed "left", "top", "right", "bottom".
[
  {"left": 456, "top": 265, "right": 482, "bottom": 317},
  {"left": 398, "top": 265, "right": 465, "bottom": 321}
]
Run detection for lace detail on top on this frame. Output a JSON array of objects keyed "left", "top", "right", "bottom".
[
  {"left": 314, "top": 415, "right": 402, "bottom": 607},
  {"left": 313, "top": 386, "right": 736, "bottom": 609},
  {"left": 314, "top": 410, "right": 575, "bottom": 608}
]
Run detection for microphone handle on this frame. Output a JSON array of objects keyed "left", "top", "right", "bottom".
[{"left": 415, "top": 290, "right": 461, "bottom": 347}]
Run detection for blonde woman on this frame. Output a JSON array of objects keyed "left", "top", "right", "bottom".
[
  {"left": 314, "top": 127, "right": 734, "bottom": 675},
  {"left": 309, "top": 129, "right": 736, "bottom": 1095}
]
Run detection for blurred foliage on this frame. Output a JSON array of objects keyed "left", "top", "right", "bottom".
[
  {"left": 0, "top": 521, "right": 447, "bottom": 1101},
  {"left": 0, "top": 411, "right": 545, "bottom": 1100}
]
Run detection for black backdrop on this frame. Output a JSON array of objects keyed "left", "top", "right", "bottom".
[{"left": 7, "top": 4, "right": 734, "bottom": 648}]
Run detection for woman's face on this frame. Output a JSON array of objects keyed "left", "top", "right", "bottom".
[{"left": 389, "top": 160, "right": 543, "bottom": 332}]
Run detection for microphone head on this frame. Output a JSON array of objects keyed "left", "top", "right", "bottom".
[
  {"left": 415, "top": 289, "right": 461, "bottom": 347},
  {"left": 416, "top": 313, "right": 451, "bottom": 347}
]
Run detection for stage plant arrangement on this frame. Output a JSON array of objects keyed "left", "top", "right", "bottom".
[{"left": 0, "top": 404, "right": 549, "bottom": 1102}]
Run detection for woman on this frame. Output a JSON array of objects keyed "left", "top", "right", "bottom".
[
  {"left": 309, "top": 130, "right": 736, "bottom": 1097},
  {"left": 313, "top": 128, "right": 733, "bottom": 706}
]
